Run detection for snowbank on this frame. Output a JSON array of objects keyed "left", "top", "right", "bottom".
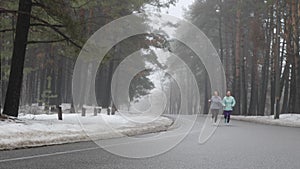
[
  {"left": 0, "top": 112, "right": 173, "bottom": 150},
  {"left": 231, "top": 114, "right": 300, "bottom": 127}
]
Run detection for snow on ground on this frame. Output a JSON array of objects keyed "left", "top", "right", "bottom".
[
  {"left": 0, "top": 109, "right": 173, "bottom": 150},
  {"left": 231, "top": 114, "right": 300, "bottom": 127}
]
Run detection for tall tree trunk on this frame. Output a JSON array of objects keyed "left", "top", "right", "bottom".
[
  {"left": 258, "top": 7, "right": 272, "bottom": 115},
  {"left": 289, "top": 63, "right": 296, "bottom": 112},
  {"left": 106, "top": 52, "right": 116, "bottom": 108},
  {"left": 248, "top": 15, "right": 260, "bottom": 116},
  {"left": 281, "top": 66, "right": 290, "bottom": 113},
  {"left": 233, "top": 2, "right": 241, "bottom": 115},
  {"left": 248, "top": 47, "right": 258, "bottom": 116},
  {"left": 270, "top": 56, "right": 276, "bottom": 115},
  {"left": 281, "top": 9, "right": 292, "bottom": 114},
  {"left": 3, "top": 0, "right": 32, "bottom": 117},
  {"left": 218, "top": 0, "right": 224, "bottom": 63},
  {"left": 0, "top": 27, "right": 3, "bottom": 109},
  {"left": 204, "top": 73, "right": 210, "bottom": 115},
  {"left": 274, "top": 0, "right": 281, "bottom": 119},
  {"left": 240, "top": 26, "right": 248, "bottom": 115},
  {"left": 291, "top": 0, "right": 300, "bottom": 112}
]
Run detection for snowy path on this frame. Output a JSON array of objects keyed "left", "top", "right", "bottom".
[{"left": 0, "top": 112, "right": 173, "bottom": 150}]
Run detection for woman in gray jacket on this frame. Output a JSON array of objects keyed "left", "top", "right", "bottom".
[{"left": 208, "top": 91, "right": 223, "bottom": 123}]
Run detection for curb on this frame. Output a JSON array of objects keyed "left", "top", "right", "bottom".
[
  {"left": 231, "top": 116, "right": 300, "bottom": 128},
  {"left": 0, "top": 116, "right": 174, "bottom": 151}
]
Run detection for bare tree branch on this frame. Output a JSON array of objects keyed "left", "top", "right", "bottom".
[
  {"left": 0, "top": 28, "right": 15, "bottom": 33},
  {"left": 71, "top": 0, "right": 94, "bottom": 9},
  {"left": 27, "top": 39, "right": 66, "bottom": 44},
  {"left": 30, "top": 23, "right": 64, "bottom": 28},
  {"left": 30, "top": 15, "right": 82, "bottom": 49},
  {"left": 0, "top": 8, "right": 82, "bottom": 49}
]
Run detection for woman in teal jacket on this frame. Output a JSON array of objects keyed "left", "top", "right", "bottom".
[{"left": 222, "top": 91, "right": 236, "bottom": 124}]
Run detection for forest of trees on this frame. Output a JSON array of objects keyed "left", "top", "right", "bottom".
[
  {"left": 0, "top": 0, "right": 299, "bottom": 118},
  {"left": 0, "top": 0, "right": 176, "bottom": 117},
  {"left": 188, "top": 0, "right": 300, "bottom": 117}
]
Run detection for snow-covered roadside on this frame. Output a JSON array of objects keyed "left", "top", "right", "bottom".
[
  {"left": 231, "top": 114, "right": 300, "bottom": 128},
  {"left": 0, "top": 112, "right": 173, "bottom": 150}
]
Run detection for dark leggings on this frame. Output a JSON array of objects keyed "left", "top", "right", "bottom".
[
  {"left": 223, "top": 110, "right": 232, "bottom": 123},
  {"left": 211, "top": 109, "right": 219, "bottom": 123}
]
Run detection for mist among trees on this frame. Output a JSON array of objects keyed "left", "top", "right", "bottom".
[{"left": 0, "top": 0, "right": 299, "bottom": 118}]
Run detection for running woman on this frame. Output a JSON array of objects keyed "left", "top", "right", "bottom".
[
  {"left": 208, "top": 91, "right": 223, "bottom": 124},
  {"left": 222, "top": 91, "right": 236, "bottom": 125}
]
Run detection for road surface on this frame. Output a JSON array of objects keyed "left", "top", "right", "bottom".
[{"left": 0, "top": 116, "right": 299, "bottom": 169}]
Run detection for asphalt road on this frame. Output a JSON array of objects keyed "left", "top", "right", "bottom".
[{"left": 0, "top": 116, "right": 300, "bottom": 169}]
